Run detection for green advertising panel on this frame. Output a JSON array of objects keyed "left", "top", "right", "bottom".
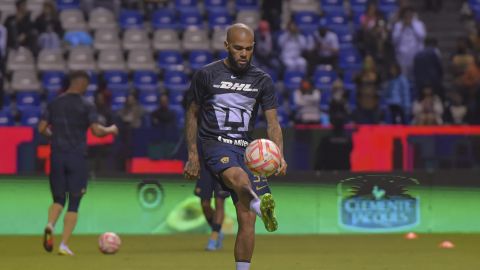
[{"left": 1, "top": 177, "right": 480, "bottom": 235}]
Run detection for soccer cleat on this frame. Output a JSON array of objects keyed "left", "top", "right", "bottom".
[
  {"left": 43, "top": 226, "right": 54, "bottom": 252},
  {"left": 205, "top": 239, "right": 217, "bottom": 251},
  {"left": 58, "top": 244, "right": 74, "bottom": 256},
  {"left": 216, "top": 232, "right": 224, "bottom": 249},
  {"left": 260, "top": 193, "right": 278, "bottom": 232}
]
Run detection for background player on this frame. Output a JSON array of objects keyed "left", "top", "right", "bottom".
[
  {"left": 183, "top": 23, "right": 287, "bottom": 270},
  {"left": 38, "top": 71, "right": 118, "bottom": 255}
]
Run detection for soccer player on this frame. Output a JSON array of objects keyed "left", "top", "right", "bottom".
[
  {"left": 183, "top": 23, "right": 287, "bottom": 270},
  {"left": 38, "top": 71, "right": 119, "bottom": 255}
]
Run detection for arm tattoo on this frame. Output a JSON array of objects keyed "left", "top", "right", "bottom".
[{"left": 185, "top": 101, "right": 199, "bottom": 157}]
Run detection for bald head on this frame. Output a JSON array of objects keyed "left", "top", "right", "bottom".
[{"left": 224, "top": 23, "right": 255, "bottom": 72}]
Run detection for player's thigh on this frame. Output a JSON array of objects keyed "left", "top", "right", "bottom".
[
  {"left": 65, "top": 153, "right": 88, "bottom": 194},
  {"left": 49, "top": 152, "right": 67, "bottom": 196},
  {"left": 237, "top": 152, "right": 272, "bottom": 197}
]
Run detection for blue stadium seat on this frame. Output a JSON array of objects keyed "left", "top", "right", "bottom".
[
  {"left": 119, "top": 10, "right": 144, "bottom": 29},
  {"left": 42, "top": 72, "right": 65, "bottom": 93},
  {"left": 321, "top": 0, "right": 344, "bottom": 12},
  {"left": 339, "top": 48, "right": 362, "bottom": 70},
  {"left": 334, "top": 27, "right": 354, "bottom": 49},
  {"left": 56, "top": 0, "right": 80, "bottom": 11},
  {"left": 163, "top": 70, "right": 189, "bottom": 92},
  {"left": 19, "top": 106, "right": 41, "bottom": 126},
  {"left": 179, "top": 10, "right": 204, "bottom": 30},
  {"left": 169, "top": 104, "right": 185, "bottom": 128},
  {"left": 175, "top": 0, "right": 199, "bottom": 13},
  {"left": 134, "top": 71, "right": 159, "bottom": 92},
  {"left": 205, "top": 0, "right": 229, "bottom": 12},
  {"left": 2, "top": 93, "right": 11, "bottom": 108},
  {"left": 103, "top": 71, "right": 130, "bottom": 91},
  {"left": 276, "top": 106, "right": 289, "bottom": 127},
  {"left": 152, "top": 9, "right": 177, "bottom": 29},
  {"left": 189, "top": 50, "right": 213, "bottom": 70},
  {"left": 111, "top": 90, "right": 128, "bottom": 111},
  {"left": 379, "top": 0, "right": 398, "bottom": 18},
  {"left": 208, "top": 10, "right": 232, "bottom": 30},
  {"left": 0, "top": 108, "right": 14, "bottom": 126},
  {"left": 157, "top": 50, "right": 183, "bottom": 71},
  {"left": 342, "top": 68, "right": 359, "bottom": 91},
  {"left": 322, "top": 11, "right": 349, "bottom": 29},
  {"left": 86, "top": 71, "right": 98, "bottom": 93},
  {"left": 293, "top": 11, "right": 320, "bottom": 35},
  {"left": 235, "top": 0, "right": 259, "bottom": 10},
  {"left": 16, "top": 92, "right": 41, "bottom": 108},
  {"left": 168, "top": 89, "right": 185, "bottom": 106},
  {"left": 320, "top": 89, "right": 331, "bottom": 111},
  {"left": 313, "top": 70, "right": 337, "bottom": 90},
  {"left": 283, "top": 70, "right": 305, "bottom": 91},
  {"left": 139, "top": 91, "right": 159, "bottom": 112},
  {"left": 350, "top": 0, "right": 368, "bottom": 12},
  {"left": 216, "top": 50, "right": 228, "bottom": 60}
]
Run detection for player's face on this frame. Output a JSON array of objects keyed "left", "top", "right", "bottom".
[{"left": 225, "top": 36, "right": 254, "bottom": 72}]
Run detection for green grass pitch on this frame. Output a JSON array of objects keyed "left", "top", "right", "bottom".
[{"left": 1, "top": 234, "right": 479, "bottom": 270}]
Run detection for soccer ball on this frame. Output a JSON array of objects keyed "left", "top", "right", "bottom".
[
  {"left": 98, "top": 232, "right": 121, "bottom": 254},
  {"left": 244, "top": 139, "right": 281, "bottom": 177}
]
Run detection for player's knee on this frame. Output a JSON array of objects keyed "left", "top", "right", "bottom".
[
  {"left": 200, "top": 199, "right": 212, "bottom": 210},
  {"left": 53, "top": 194, "right": 66, "bottom": 207},
  {"left": 67, "top": 193, "right": 83, "bottom": 212}
]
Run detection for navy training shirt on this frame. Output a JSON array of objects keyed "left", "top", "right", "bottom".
[
  {"left": 189, "top": 60, "right": 278, "bottom": 147},
  {"left": 42, "top": 93, "right": 99, "bottom": 154}
]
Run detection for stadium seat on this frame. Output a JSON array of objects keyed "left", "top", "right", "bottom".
[
  {"left": 179, "top": 10, "right": 204, "bottom": 30},
  {"left": 333, "top": 27, "right": 354, "bottom": 49},
  {"left": 133, "top": 71, "right": 159, "bottom": 92},
  {"left": 169, "top": 104, "right": 185, "bottom": 128},
  {"left": 216, "top": 50, "right": 228, "bottom": 60},
  {"left": 110, "top": 90, "right": 128, "bottom": 111},
  {"left": 7, "top": 47, "right": 35, "bottom": 72},
  {"left": 139, "top": 90, "right": 159, "bottom": 112},
  {"left": 293, "top": 11, "right": 320, "bottom": 35},
  {"left": 16, "top": 91, "right": 41, "bottom": 108},
  {"left": 19, "top": 106, "right": 41, "bottom": 126},
  {"left": 208, "top": 10, "right": 232, "bottom": 30},
  {"left": 119, "top": 10, "right": 143, "bottom": 29},
  {"left": 236, "top": 10, "right": 260, "bottom": 30},
  {"left": 42, "top": 71, "right": 66, "bottom": 92},
  {"left": 103, "top": 71, "right": 129, "bottom": 91},
  {"left": 189, "top": 50, "right": 213, "bottom": 70},
  {"left": 68, "top": 46, "right": 96, "bottom": 71},
  {"left": 0, "top": 108, "right": 14, "bottom": 126},
  {"left": 86, "top": 71, "right": 99, "bottom": 93},
  {"left": 26, "top": 0, "right": 44, "bottom": 17},
  {"left": 175, "top": 0, "right": 199, "bottom": 13},
  {"left": 182, "top": 29, "right": 210, "bottom": 51},
  {"left": 94, "top": 29, "right": 121, "bottom": 50},
  {"left": 163, "top": 70, "right": 189, "bottom": 92},
  {"left": 277, "top": 106, "right": 289, "bottom": 127},
  {"left": 343, "top": 68, "right": 359, "bottom": 91},
  {"left": 289, "top": 0, "right": 319, "bottom": 13},
  {"left": 56, "top": 0, "right": 80, "bottom": 11},
  {"left": 37, "top": 49, "right": 66, "bottom": 71},
  {"left": 157, "top": 50, "right": 183, "bottom": 71},
  {"left": 211, "top": 28, "right": 227, "bottom": 51},
  {"left": 60, "top": 9, "right": 87, "bottom": 31},
  {"left": 321, "top": 0, "right": 344, "bottom": 12},
  {"left": 88, "top": 7, "right": 117, "bottom": 30},
  {"left": 322, "top": 10, "right": 349, "bottom": 31},
  {"left": 313, "top": 70, "right": 337, "bottom": 90},
  {"left": 283, "top": 70, "right": 305, "bottom": 91},
  {"left": 235, "top": 0, "right": 259, "bottom": 10},
  {"left": 152, "top": 29, "right": 181, "bottom": 51},
  {"left": 205, "top": 0, "right": 229, "bottom": 12},
  {"left": 339, "top": 48, "right": 362, "bottom": 70},
  {"left": 98, "top": 49, "right": 126, "bottom": 71},
  {"left": 127, "top": 49, "right": 156, "bottom": 71},
  {"left": 319, "top": 89, "right": 331, "bottom": 111},
  {"left": 11, "top": 71, "right": 41, "bottom": 92},
  {"left": 63, "top": 30, "right": 93, "bottom": 47},
  {"left": 151, "top": 8, "right": 177, "bottom": 29},
  {"left": 350, "top": 0, "right": 368, "bottom": 13},
  {"left": 123, "top": 29, "right": 151, "bottom": 51}
]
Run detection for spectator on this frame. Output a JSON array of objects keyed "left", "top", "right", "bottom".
[
  {"left": 4, "top": 0, "right": 34, "bottom": 50},
  {"left": 413, "top": 37, "right": 443, "bottom": 98},
  {"left": 261, "top": 0, "right": 283, "bottom": 32},
  {"left": 37, "top": 24, "right": 61, "bottom": 50},
  {"left": 451, "top": 37, "right": 474, "bottom": 77},
  {"left": 468, "top": 24, "right": 480, "bottom": 52},
  {"left": 443, "top": 91, "right": 467, "bottom": 125},
  {"left": 34, "top": 1, "right": 63, "bottom": 36},
  {"left": 307, "top": 26, "right": 339, "bottom": 74},
  {"left": 423, "top": 0, "right": 442, "bottom": 12},
  {"left": 254, "top": 20, "right": 283, "bottom": 76},
  {"left": 94, "top": 90, "right": 113, "bottom": 126},
  {"left": 118, "top": 92, "right": 145, "bottom": 129},
  {"left": 361, "top": 2, "right": 382, "bottom": 31},
  {"left": 293, "top": 79, "right": 322, "bottom": 124},
  {"left": 277, "top": 20, "right": 311, "bottom": 73},
  {"left": 412, "top": 85, "right": 443, "bottom": 125},
  {"left": 352, "top": 86, "right": 386, "bottom": 124},
  {"left": 0, "top": 13, "right": 7, "bottom": 72},
  {"left": 384, "top": 62, "right": 411, "bottom": 124},
  {"left": 151, "top": 94, "right": 176, "bottom": 127},
  {"left": 457, "top": 54, "right": 480, "bottom": 95},
  {"left": 392, "top": 7, "right": 426, "bottom": 78},
  {"left": 355, "top": 55, "right": 380, "bottom": 89},
  {"left": 328, "top": 79, "right": 350, "bottom": 122}
]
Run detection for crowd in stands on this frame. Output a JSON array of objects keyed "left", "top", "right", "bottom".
[{"left": 0, "top": 0, "right": 480, "bottom": 130}]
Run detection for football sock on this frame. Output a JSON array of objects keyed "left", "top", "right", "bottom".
[
  {"left": 236, "top": 261, "right": 251, "bottom": 270},
  {"left": 206, "top": 217, "right": 213, "bottom": 228},
  {"left": 249, "top": 198, "right": 261, "bottom": 217},
  {"left": 211, "top": 223, "right": 221, "bottom": 232}
]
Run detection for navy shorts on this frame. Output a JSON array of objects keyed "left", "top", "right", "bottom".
[
  {"left": 195, "top": 142, "right": 230, "bottom": 200},
  {"left": 49, "top": 151, "right": 88, "bottom": 196},
  {"left": 200, "top": 140, "right": 271, "bottom": 203}
]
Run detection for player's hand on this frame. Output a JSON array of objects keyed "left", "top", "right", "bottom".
[
  {"left": 275, "top": 158, "right": 287, "bottom": 176},
  {"left": 183, "top": 158, "right": 200, "bottom": 180},
  {"left": 109, "top": 125, "right": 119, "bottom": 136}
]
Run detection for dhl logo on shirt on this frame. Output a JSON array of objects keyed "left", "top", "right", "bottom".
[{"left": 213, "top": 81, "right": 259, "bottom": 92}]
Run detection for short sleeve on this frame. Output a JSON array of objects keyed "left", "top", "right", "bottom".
[
  {"left": 189, "top": 69, "right": 208, "bottom": 106},
  {"left": 260, "top": 75, "right": 278, "bottom": 111},
  {"left": 86, "top": 101, "right": 99, "bottom": 125}
]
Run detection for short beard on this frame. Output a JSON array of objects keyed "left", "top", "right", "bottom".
[{"left": 227, "top": 52, "right": 250, "bottom": 73}]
